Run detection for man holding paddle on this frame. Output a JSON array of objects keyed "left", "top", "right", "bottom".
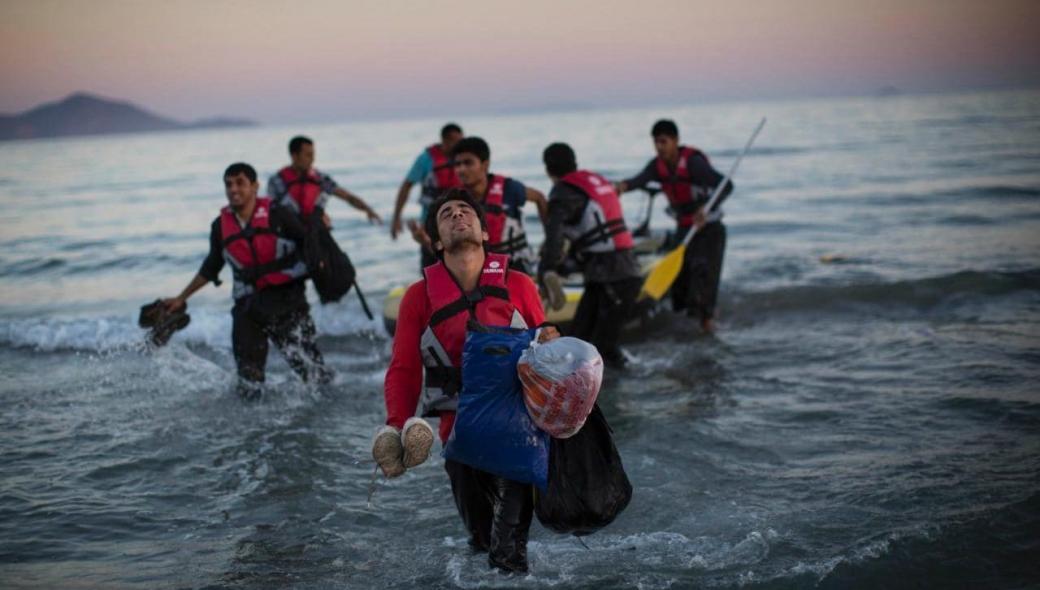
[{"left": 615, "top": 119, "right": 733, "bottom": 333}]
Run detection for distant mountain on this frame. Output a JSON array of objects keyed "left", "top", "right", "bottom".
[{"left": 0, "top": 92, "right": 256, "bottom": 141}]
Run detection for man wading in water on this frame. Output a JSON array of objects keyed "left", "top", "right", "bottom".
[
  {"left": 267, "top": 135, "right": 382, "bottom": 228},
  {"left": 540, "top": 142, "right": 642, "bottom": 369},
  {"left": 164, "top": 163, "right": 330, "bottom": 398},
  {"left": 390, "top": 123, "right": 465, "bottom": 272},
  {"left": 375, "top": 189, "right": 555, "bottom": 573},
  {"left": 616, "top": 119, "right": 732, "bottom": 333},
  {"left": 450, "top": 137, "right": 548, "bottom": 275}
]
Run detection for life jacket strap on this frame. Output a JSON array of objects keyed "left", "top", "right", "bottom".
[
  {"left": 428, "top": 285, "right": 511, "bottom": 327},
  {"left": 572, "top": 216, "right": 628, "bottom": 251},
  {"left": 424, "top": 364, "right": 462, "bottom": 398},
  {"left": 232, "top": 251, "right": 302, "bottom": 285},
  {"left": 488, "top": 234, "right": 529, "bottom": 254},
  {"left": 284, "top": 175, "right": 322, "bottom": 187},
  {"left": 222, "top": 226, "right": 276, "bottom": 247}
]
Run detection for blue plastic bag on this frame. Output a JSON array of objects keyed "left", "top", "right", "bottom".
[{"left": 444, "top": 326, "right": 549, "bottom": 490}]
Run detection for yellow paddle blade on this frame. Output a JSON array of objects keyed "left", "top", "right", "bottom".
[{"left": 640, "top": 245, "right": 686, "bottom": 301}]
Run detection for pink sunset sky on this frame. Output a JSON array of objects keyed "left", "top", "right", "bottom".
[{"left": 1, "top": 0, "right": 1038, "bottom": 123}]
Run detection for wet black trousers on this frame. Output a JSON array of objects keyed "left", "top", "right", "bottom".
[
  {"left": 231, "top": 295, "right": 330, "bottom": 392},
  {"left": 569, "top": 277, "right": 642, "bottom": 368},
  {"left": 672, "top": 222, "right": 726, "bottom": 320},
  {"left": 444, "top": 459, "right": 534, "bottom": 573}
]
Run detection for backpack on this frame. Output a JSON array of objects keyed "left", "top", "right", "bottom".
[{"left": 303, "top": 208, "right": 357, "bottom": 304}]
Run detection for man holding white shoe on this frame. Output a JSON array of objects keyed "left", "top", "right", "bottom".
[{"left": 374, "top": 188, "right": 548, "bottom": 573}]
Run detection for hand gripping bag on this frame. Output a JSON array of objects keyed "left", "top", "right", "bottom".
[
  {"left": 443, "top": 325, "right": 550, "bottom": 490},
  {"left": 518, "top": 336, "right": 603, "bottom": 439},
  {"left": 534, "top": 405, "right": 632, "bottom": 536}
]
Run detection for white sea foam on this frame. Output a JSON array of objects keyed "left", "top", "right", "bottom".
[
  {"left": 772, "top": 525, "right": 937, "bottom": 585},
  {"left": 0, "top": 299, "right": 382, "bottom": 353},
  {"left": 0, "top": 315, "right": 141, "bottom": 352}
]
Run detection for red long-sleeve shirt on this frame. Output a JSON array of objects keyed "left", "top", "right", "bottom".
[{"left": 384, "top": 269, "right": 545, "bottom": 443}]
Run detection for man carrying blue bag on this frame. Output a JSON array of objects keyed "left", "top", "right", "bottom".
[{"left": 377, "top": 188, "right": 554, "bottom": 574}]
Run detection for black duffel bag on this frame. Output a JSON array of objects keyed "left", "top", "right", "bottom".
[
  {"left": 303, "top": 208, "right": 357, "bottom": 304},
  {"left": 534, "top": 404, "right": 632, "bottom": 536}
]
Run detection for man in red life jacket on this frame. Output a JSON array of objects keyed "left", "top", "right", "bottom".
[
  {"left": 267, "top": 135, "right": 382, "bottom": 227},
  {"left": 163, "top": 163, "right": 330, "bottom": 399},
  {"left": 615, "top": 119, "right": 732, "bottom": 333},
  {"left": 451, "top": 137, "right": 548, "bottom": 275},
  {"left": 378, "top": 189, "right": 555, "bottom": 573},
  {"left": 390, "top": 123, "right": 465, "bottom": 271},
  {"left": 540, "top": 143, "right": 642, "bottom": 369}
]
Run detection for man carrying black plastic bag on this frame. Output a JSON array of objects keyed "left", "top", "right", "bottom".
[{"left": 535, "top": 405, "right": 632, "bottom": 536}]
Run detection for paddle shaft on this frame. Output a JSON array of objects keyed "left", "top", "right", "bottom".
[
  {"left": 634, "top": 185, "right": 659, "bottom": 236},
  {"left": 355, "top": 282, "right": 374, "bottom": 320},
  {"left": 676, "top": 117, "right": 766, "bottom": 249}
]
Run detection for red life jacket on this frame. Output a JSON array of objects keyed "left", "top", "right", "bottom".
[
  {"left": 425, "top": 144, "right": 460, "bottom": 193},
  {"left": 656, "top": 146, "right": 709, "bottom": 226},
  {"left": 418, "top": 253, "right": 529, "bottom": 415},
  {"left": 560, "top": 170, "right": 634, "bottom": 254},
  {"left": 220, "top": 198, "right": 306, "bottom": 299},
  {"left": 481, "top": 174, "right": 532, "bottom": 265},
  {"left": 276, "top": 166, "right": 327, "bottom": 218}
]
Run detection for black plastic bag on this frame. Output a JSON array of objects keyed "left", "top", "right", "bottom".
[
  {"left": 303, "top": 209, "right": 356, "bottom": 304},
  {"left": 534, "top": 404, "right": 632, "bottom": 536}
]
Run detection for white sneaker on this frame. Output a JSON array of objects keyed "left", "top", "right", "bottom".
[
  {"left": 401, "top": 417, "right": 434, "bottom": 468},
  {"left": 372, "top": 426, "right": 405, "bottom": 478}
]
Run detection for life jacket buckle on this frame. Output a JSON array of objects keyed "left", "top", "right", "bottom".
[{"left": 464, "top": 290, "right": 484, "bottom": 306}]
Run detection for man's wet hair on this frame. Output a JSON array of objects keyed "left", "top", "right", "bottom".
[
  {"left": 289, "top": 135, "right": 314, "bottom": 155},
  {"left": 543, "top": 142, "right": 577, "bottom": 178},
  {"left": 424, "top": 188, "right": 488, "bottom": 259},
  {"left": 651, "top": 119, "right": 679, "bottom": 139},
  {"left": 451, "top": 136, "right": 490, "bottom": 162},
  {"left": 224, "top": 162, "right": 257, "bottom": 183},
  {"left": 441, "top": 123, "right": 463, "bottom": 140}
]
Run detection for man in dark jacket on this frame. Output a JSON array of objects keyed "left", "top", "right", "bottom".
[
  {"left": 540, "top": 143, "right": 641, "bottom": 368},
  {"left": 164, "top": 163, "right": 330, "bottom": 398},
  {"left": 615, "top": 119, "right": 732, "bottom": 332}
]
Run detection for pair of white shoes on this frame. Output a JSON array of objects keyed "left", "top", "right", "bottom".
[{"left": 372, "top": 417, "right": 434, "bottom": 478}]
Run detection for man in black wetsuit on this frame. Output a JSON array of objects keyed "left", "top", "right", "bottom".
[
  {"left": 540, "top": 142, "right": 642, "bottom": 368},
  {"left": 164, "top": 163, "right": 331, "bottom": 398},
  {"left": 615, "top": 119, "right": 732, "bottom": 332}
]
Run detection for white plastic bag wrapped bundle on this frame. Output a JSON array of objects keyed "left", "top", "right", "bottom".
[{"left": 518, "top": 336, "right": 603, "bottom": 438}]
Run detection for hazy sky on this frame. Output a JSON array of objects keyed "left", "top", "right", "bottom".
[{"left": 1, "top": 0, "right": 1038, "bottom": 123}]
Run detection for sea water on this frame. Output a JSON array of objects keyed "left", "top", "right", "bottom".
[{"left": 1, "top": 90, "right": 1038, "bottom": 588}]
